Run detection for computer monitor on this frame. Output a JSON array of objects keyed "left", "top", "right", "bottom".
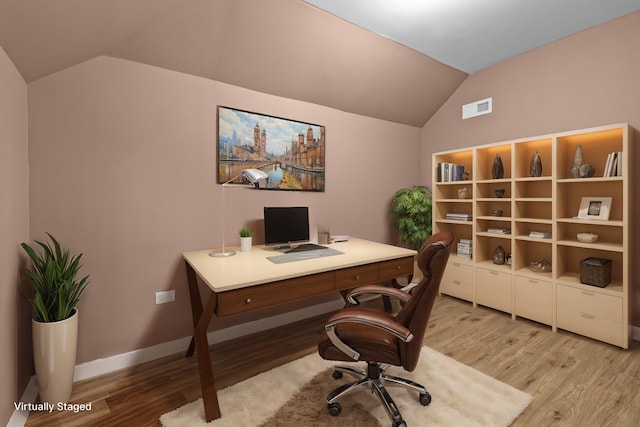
[{"left": 263, "top": 206, "right": 310, "bottom": 248}]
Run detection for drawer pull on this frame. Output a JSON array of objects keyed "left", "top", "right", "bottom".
[
  {"left": 490, "top": 271, "right": 499, "bottom": 275},
  {"left": 528, "top": 279, "right": 538, "bottom": 284},
  {"left": 453, "top": 263, "right": 461, "bottom": 267},
  {"left": 396, "top": 265, "right": 401, "bottom": 270},
  {"left": 355, "top": 275, "right": 360, "bottom": 280},
  {"left": 245, "top": 298, "right": 252, "bottom": 304},
  {"left": 581, "top": 312, "right": 595, "bottom": 319},
  {"left": 581, "top": 291, "right": 596, "bottom": 297},
  {"left": 453, "top": 280, "right": 461, "bottom": 285}
]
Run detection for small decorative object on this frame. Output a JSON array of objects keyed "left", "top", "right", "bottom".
[
  {"left": 318, "top": 225, "right": 331, "bottom": 244},
  {"left": 239, "top": 227, "right": 252, "bottom": 252},
  {"left": 494, "top": 188, "right": 505, "bottom": 198},
  {"left": 492, "top": 245, "right": 506, "bottom": 265},
  {"left": 492, "top": 210, "right": 503, "bottom": 217},
  {"left": 457, "top": 187, "right": 470, "bottom": 199},
  {"left": 529, "top": 259, "right": 552, "bottom": 273},
  {"left": 580, "top": 257, "right": 612, "bottom": 287},
  {"left": 577, "top": 197, "right": 612, "bottom": 220},
  {"left": 491, "top": 154, "right": 504, "bottom": 179},
  {"left": 530, "top": 151, "right": 542, "bottom": 177},
  {"left": 462, "top": 170, "right": 471, "bottom": 180},
  {"left": 570, "top": 144, "right": 584, "bottom": 178},
  {"left": 569, "top": 144, "right": 595, "bottom": 178},
  {"left": 577, "top": 232, "right": 598, "bottom": 243}
]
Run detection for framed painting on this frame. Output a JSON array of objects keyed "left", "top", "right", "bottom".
[{"left": 217, "top": 106, "right": 325, "bottom": 191}]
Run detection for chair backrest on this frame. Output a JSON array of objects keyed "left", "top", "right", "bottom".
[{"left": 395, "top": 231, "right": 453, "bottom": 371}]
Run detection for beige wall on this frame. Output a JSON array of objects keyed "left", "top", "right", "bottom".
[
  {"left": 0, "top": 46, "right": 29, "bottom": 425},
  {"left": 420, "top": 10, "right": 640, "bottom": 325},
  {"left": 27, "top": 56, "right": 422, "bottom": 363}
]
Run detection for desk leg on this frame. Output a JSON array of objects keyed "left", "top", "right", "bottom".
[{"left": 185, "top": 261, "right": 222, "bottom": 421}]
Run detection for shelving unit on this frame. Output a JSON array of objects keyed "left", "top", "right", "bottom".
[{"left": 432, "top": 123, "right": 634, "bottom": 348}]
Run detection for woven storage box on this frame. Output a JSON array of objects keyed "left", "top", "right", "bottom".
[{"left": 580, "top": 257, "right": 612, "bottom": 288}]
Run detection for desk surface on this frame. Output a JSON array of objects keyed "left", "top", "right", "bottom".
[{"left": 183, "top": 238, "right": 416, "bottom": 292}]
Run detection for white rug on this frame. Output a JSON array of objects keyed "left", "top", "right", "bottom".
[{"left": 160, "top": 346, "right": 532, "bottom": 427}]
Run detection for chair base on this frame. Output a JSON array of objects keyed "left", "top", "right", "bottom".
[{"left": 327, "top": 362, "right": 431, "bottom": 427}]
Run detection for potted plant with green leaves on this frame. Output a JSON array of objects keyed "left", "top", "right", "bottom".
[
  {"left": 21, "top": 233, "right": 89, "bottom": 404},
  {"left": 390, "top": 186, "right": 433, "bottom": 284},
  {"left": 239, "top": 227, "right": 253, "bottom": 252}
]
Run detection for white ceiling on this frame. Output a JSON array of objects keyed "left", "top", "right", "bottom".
[
  {"left": 305, "top": 0, "right": 640, "bottom": 73},
  {"left": 1, "top": 0, "right": 639, "bottom": 126}
]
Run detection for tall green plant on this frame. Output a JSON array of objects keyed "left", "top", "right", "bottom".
[
  {"left": 390, "top": 186, "right": 432, "bottom": 251},
  {"left": 21, "top": 233, "right": 89, "bottom": 323}
]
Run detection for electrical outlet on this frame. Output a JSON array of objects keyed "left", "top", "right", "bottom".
[{"left": 155, "top": 290, "right": 175, "bottom": 304}]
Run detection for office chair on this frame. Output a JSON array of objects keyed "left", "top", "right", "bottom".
[{"left": 317, "top": 231, "right": 453, "bottom": 427}]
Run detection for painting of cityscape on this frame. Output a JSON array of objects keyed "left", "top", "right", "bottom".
[{"left": 217, "top": 106, "right": 325, "bottom": 191}]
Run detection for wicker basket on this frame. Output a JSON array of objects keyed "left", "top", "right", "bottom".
[{"left": 580, "top": 257, "right": 612, "bottom": 288}]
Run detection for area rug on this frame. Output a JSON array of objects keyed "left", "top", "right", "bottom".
[{"left": 160, "top": 346, "right": 532, "bottom": 427}]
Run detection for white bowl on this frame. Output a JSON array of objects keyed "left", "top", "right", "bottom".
[{"left": 577, "top": 233, "right": 598, "bottom": 243}]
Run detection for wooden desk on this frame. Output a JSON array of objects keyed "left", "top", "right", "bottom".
[{"left": 183, "top": 238, "right": 416, "bottom": 421}]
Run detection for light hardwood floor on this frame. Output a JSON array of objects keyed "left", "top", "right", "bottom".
[{"left": 25, "top": 295, "right": 640, "bottom": 426}]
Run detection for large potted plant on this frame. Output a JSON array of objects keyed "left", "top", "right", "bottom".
[
  {"left": 390, "top": 186, "right": 433, "bottom": 251},
  {"left": 21, "top": 233, "right": 89, "bottom": 404}
]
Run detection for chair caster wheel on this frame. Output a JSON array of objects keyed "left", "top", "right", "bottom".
[
  {"left": 332, "top": 370, "right": 343, "bottom": 379},
  {"left": 328, "top": 402, "right": 342, "bottom": 416},
  {"left": 419, "top": 391, "right": 432, "bottom": 406},
  {"left": 392, "top": 420, "right": 407, "bottom": 427}
]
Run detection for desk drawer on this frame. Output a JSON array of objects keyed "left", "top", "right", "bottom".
[
  {"left": 217, "top": 271, "right": 334, "bottom": 317},
  {"left": 378, "top": 257, "right": 414, "bottom": 281},
  {"left": 335, "top": 264, "right": 379, "bottom": 290}
]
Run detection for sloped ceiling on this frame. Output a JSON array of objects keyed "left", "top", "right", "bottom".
[{"left": 0, "top": 0, "right": 638, "bottom": 126}]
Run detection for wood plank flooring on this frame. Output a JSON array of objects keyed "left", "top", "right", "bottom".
[{"left": 25, "top": 295, "right": 640, "bottom": 426}]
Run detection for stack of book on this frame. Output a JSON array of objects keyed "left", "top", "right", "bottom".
[
  {"left": 437, "top": 162, "right": 465, "bottom": 182},
  {"left": 529, "top": 231, "right": 552, "bottom": 239},
  {"left": 457, "top": 239, "right": 472, "bottom": 259},
  {"left": 445, "top": 213, "right": 472, "bottom": 221},
  {"left": 603, "top": 151, "right": 623, "bottom": 177},
  {"left": 487, "top": 227, "right": 511, "bottom": 234}
]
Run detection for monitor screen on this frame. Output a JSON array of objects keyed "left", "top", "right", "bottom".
[{"left": 263, "top": 207, "right": 310, "bottom": 247}]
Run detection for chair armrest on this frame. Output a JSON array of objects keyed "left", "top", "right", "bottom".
[
  {"left": 324, "top": 308, "right": 414, "bottom": 361},
  {"left": 347, "top": 284, "right": 411, "bottom": 305}
]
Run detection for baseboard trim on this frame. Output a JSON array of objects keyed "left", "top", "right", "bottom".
[{"left": 9, "top": 298, "right": 343, "bottom": 426}]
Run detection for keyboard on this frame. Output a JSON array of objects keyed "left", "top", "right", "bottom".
[{"left": 285, "top": 243, "right": 328, "bottom": 253}]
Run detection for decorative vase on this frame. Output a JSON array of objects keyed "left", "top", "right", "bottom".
[
  {"left": 492, "top": 245, "right": 506, "bottom": 265},
  {"left": 570, "top": 144, "right": 584, "bottom": 178},
  {"left": 32, "top": 309, "right": 79, "bottom": 404},
  {"left": 530, "top": 151, "right": 542, "bottom": 177},
  {"left": 491, "top": 154, "right": 504, "bottom": 179},
  {"left": 457, "top": 187, "right": 470, "bottom": 199},
  {"left": 240, "top": 236, "right": 252, "bottom": 252}
]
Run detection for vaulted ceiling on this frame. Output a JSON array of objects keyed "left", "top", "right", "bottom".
[{"left": 1, "top": 0, "right": 638, "bottom": 126}]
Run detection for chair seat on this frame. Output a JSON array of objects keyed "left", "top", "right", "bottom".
[{"left": 318, "top": 311, "right": 402, "bottom": 366}]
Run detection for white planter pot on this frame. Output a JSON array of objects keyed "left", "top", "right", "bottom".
[
  {"left": 240, "top": 236, "right": 252, "bottom": 252},
  {"left": 32, "top": 309, "right": 78, "bottom": 404}
]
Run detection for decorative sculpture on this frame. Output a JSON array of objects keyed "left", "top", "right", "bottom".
[
  {"left": 530, "top": 151, "right": 542, "bottom": 177},
  {"left": 491, "top": 154, "right": 504, "bottom": 179}
]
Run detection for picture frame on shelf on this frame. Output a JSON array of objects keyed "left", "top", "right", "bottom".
[{"left": 577, "top": 196, "right": 612, "bottom": 220}]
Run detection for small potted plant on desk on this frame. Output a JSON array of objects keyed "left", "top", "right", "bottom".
[
  {"left": 239, "top": 227, "right": 253, "bottom": 252},
  {"left": 21, "top": 233, "right": 89, "bottom": 404}
]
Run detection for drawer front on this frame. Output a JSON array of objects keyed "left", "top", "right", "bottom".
[
  {"left": 378, "top": 256, "right": 414, "bottom": 281},
  {"left": 218, "top": 271, "right": 334, "bottom": 317},
  {"left": 556, "top": 285, "right": 622, "bottom": 322},
  {"left": 476, "top": 268, "right": 512, "bottom": 313},
  {"left": 335, "top": 264, "right": 379, "bottom": 290},
  {"left": 514, "top": 276, "right": 552, "bottom": 325},
  {"left": 556, "top": 309, "right": 623, "bottom": 347},
  {"left": 440, "top": 261, "right": 474, "bottom": 302}
]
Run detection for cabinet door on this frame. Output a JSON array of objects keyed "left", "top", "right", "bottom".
[
  {"left": 440, "top": 261, "right": 474, "bottom": 302},
  {"left": 476, "top": 268, "right": 512, "bottom": 313},
  {"left": 514, "top": 276, "right": 552, "bottom": 325},
  {"left": 556, "top": 284, "right": 623, "bottom": 347}
]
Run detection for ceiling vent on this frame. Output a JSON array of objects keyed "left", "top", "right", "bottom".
[{"left": 462, "top": 97, "right": 492, "bottom": 119}]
